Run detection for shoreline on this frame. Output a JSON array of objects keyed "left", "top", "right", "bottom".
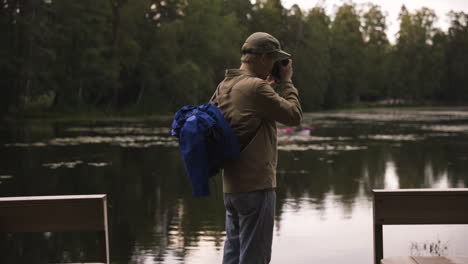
[{"left": 2, "top": 104, "right": 467, "bottom": 122}]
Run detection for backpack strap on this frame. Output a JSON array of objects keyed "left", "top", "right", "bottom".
[
  {"left": 209, "top": 75, "right": 248, "bottom": 106},
  {"left": 209, "top": 75, "right": 262, "bottom": 153},
  {"left": 209, "top": 82, "right": 223, "bottom": 105}
]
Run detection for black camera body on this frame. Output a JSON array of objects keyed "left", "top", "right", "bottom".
[{"left": 271, "top": 59, "right": 290, "bottom": 81}]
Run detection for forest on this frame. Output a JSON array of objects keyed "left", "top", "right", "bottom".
[{"left": 1, "top": 0, "right": 467, "bottom": 115}]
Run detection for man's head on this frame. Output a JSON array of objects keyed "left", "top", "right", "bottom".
[{"left": 240, "top": 32, "right": 290, "bottom": 79}]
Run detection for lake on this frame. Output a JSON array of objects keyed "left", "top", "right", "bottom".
[{"left": 1, "top": 107, "right": 468, "bottom": 263}]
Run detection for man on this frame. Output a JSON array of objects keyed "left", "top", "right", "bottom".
[{"left": 211, "top": 32, "right": 302, "bottom": 264}]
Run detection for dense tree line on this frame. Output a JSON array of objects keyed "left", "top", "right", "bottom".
[{"left": 1, "top": 0, "right": 467, "bottom": 115}]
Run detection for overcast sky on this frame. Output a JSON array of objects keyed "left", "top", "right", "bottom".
[{"left": 280, "top": 0, "right": 468, "bottom": 42}]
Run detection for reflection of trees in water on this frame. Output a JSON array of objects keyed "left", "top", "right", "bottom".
[
  {"left": 0, "top": 232, "right": 106, "bottom": 263},
  {"left": 445, "top": 139, "right": 468, "bottom": 187},
  {"left": 393, "top": 140, "right": 467, "bottom": 188},
  {"left": 2, "top": 121, "right": 468, "bottom": 263},
  {"left": 276, "top": 139, "right": 468, "bottom": 219},
  {"left": 0, "top": 121, "right": 226, "bottom": 263},
  {"left": 108, "top": 146, "right": 226, "bottom": 263},
  {"left": 276, "top": 148, "right": 375, "bottom": 210}
]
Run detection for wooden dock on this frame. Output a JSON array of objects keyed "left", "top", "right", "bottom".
[{"left": 373, "top": 189, "right": 468, "bottom": 264}]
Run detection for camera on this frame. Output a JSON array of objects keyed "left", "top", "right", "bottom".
[{"left": 271, "top": 59, "right": 290, "bottom": 81}]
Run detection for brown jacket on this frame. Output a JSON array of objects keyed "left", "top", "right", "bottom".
[{"left": 212, "top": 69, "right": 302, "bottom": 193}]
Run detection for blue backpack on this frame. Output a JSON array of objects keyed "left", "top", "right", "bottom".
[{"left": 171, "top": 77, "right": 246, "bottom": 196}]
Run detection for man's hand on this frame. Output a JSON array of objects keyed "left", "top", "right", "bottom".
[
  {"left": 280, "top": 59, "right": 293, "bottom": 82},
  {"left": 266, "top": 75, "right": 278, "bottom": 87}
]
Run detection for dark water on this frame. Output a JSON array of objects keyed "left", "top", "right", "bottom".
[{"left": 1, "top": 108, "right": 468, "bottom": 263}]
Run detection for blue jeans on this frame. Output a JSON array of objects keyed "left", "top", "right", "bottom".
[{"left": 223, "top": 189, "right": 276, "bottom": 264}]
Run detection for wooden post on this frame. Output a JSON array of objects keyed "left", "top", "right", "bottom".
[
  {"left": 373, "top": 223, "right": 383, "bottom": 264},
  {"left": 373, "top": 193, "right": 383, "bottom": 264},
  {"left": 103, "top": 196, "right": 110, "bottom": 264}
]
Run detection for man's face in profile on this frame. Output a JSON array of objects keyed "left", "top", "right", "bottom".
[{"left": 258, "top": 52, "right": 279, "bottom": 79}]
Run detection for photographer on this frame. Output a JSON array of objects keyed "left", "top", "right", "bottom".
[{"left": 211, "top": 32, "right": 302, "bottom": 264}]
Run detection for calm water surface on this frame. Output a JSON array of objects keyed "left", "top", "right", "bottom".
[{"left": 1, "top": 108, "right": 468, "bottom": 263}]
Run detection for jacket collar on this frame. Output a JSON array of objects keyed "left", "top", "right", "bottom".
[{"left": 225, "top": 69, "right": 257, "bottom": 78}]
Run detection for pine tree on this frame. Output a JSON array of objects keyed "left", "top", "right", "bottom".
[{"left": 327, "top": 3, "right": 364, "bottom": 107}]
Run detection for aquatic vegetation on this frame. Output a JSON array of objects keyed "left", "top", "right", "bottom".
[
  {"left": 5, "top": 135, "right": 178, "bottom": 148},
  {"left": 4, "top": 124, "right": 179, "bottom": 149},
  {"left": 88, "top": 162, "right": 110, "bottom": 167},
  {"left": 0, "top": 175, "right": 13, "bottom": 184},
  {"left": 277, "top": 169, "right": 309, "bottom": 175},
  {"left": 304, "top": 109, "right": 468, "bottom": 123},
  {"left": 278, "top": 134, "right": 352, "bottom": 145},
  {"left": 43, "top": 161, "right": 83, "bottom": 169},
  {"left": 50, "top": 135, "right": 175, "bottom": 145},
  {"left": 361, "top": 134, "right": 422, "bottom": 141},
  {"left": 278, "top": 144, "right": 367, "bottom": 152},
  {"left": 117, "top": 141, "right": 178, "bottom": 148},
  {"left": 42, "top": 161, "right": 111, "bottom": 169},
  {"left": 5, "top": 142, "right": 47, "bottom": 147},
  {"left": 410, "top": 239, "right": 449, "bottom": 256},
  {"left": 66, "top": 126, "right": 170, "bottom": 135},
  {"left": 422, "top": 125, "right": 468, "bottom": 133}
]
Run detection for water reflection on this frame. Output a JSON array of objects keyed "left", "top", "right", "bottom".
[
  {"left": 1, "top": 108, "right": 468, "bottom": 263},
  {"left": 384, "top": 161, "right": 399, "bottom": 190}
]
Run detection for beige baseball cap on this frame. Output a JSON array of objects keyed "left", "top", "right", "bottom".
[{"left": 241, "top": 32, "right": 291, "bottom": 60}]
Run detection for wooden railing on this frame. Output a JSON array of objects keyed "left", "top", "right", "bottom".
[
  {"left": 373, "top": 189, "right": 468, "bottom": 264},
  {"left": 0, "top": 194, "right": 110, "bottom": 264}
]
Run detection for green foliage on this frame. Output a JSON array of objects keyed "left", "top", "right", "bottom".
[
  {"left": 294, "top": 6, "right": 331, "bottom": 109},
  {"left": 249, "top": 0, "right": 286, "bottom": 42},
  {"left": 19, "top": 90, "right": 56, "bottom": 111},
  {"left": 362, "top": 4, "right": 390, "bottom": 100},
  {"left": 392, "top": 6, "right": 440, "bottom": 101},
  {"left": 328, "top": 3, "right": 365, "bottom": 107},
  {"left": 1, "top": 0, "right": 467, "bottom": 116},
  {"left": 445, "top": 12, "right": 468, "bottom": 102}
]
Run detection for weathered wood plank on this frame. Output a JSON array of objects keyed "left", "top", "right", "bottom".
[
  {"left": 373, "top": 189, "right": 468, "bottom": 264},
  {"left": 374, "top": 189, "right": 468, "bottom": 225},
  {"left": 0, "top": 196, "right": 105, "bottom": 232},
  {"left": 373, "top": 189, "right": 468, "bottom": 194},
  {"left": 0, "top": 194, "right": 106, "bottom": 201}
]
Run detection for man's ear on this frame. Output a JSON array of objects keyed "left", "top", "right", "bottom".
[{"left": 260, "top": 54, "right": 267, "bottom": 65}]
